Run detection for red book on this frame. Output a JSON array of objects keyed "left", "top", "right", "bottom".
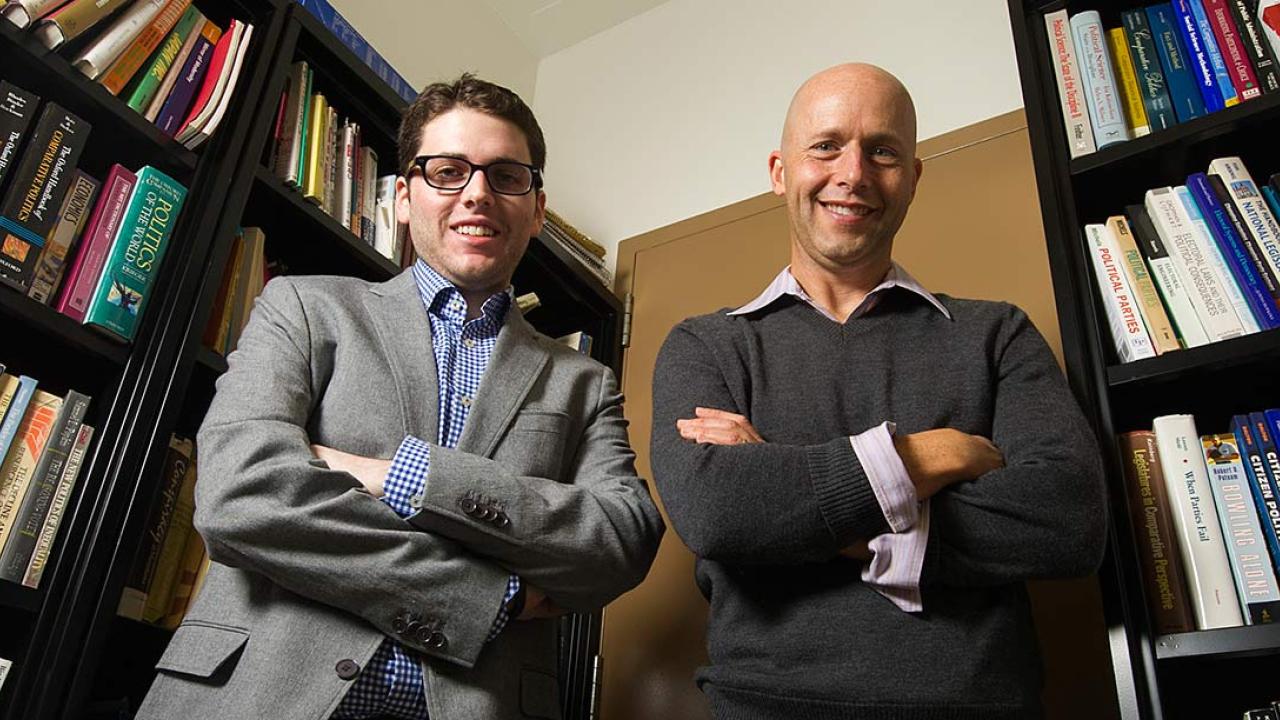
[
  {"left": 174, "top": 18, "right": 235, "bottom": 138},
  {"left": 1204, "top": 0, "right": 1263, "bottom": 100},
  {"left": 55, "top": 164, "right": 136, "bottom": 321}
]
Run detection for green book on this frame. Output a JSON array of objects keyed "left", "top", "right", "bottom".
[
  {"left": 125, "top": 6, "right": 204, "bottom": 114},
  {"left": 83, "top": 166, "right": 187, "bottom": 342}
]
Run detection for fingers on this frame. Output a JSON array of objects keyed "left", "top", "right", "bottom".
[{"left": 679, "top": 407, "right": 766, "bottom": 444}]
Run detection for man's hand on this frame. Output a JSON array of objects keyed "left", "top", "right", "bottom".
[
  {"left": 676, "top": 407, "right": 764, "bottom": 445},
  {"left": 518, "top": 584, "right": 568, "bottom": 620},
  {"left": 894, "top": 428, "right": 1003, "bottom": 500},
  {"left": 310, "top": 444, "right": 391, "bottom": 497}
]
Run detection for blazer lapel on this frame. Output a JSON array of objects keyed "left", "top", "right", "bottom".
[
  {"left": 364, "top": 271, "right": 439, "bottom": 444},
  {"left": 457, "top": 308, "right": 549, "bottom": 457}
]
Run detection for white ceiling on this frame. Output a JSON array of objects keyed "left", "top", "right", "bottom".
[{"left": 480, "top": 0, "right": 672, "bottom": 58}]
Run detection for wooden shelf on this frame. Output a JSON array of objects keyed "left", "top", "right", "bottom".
[
  {"left": 0, "top": 290, "right": 130, "bottom": 367},
  {"left": 1156, "top": 624, "right": 1280, "bottom": 660},
  {"left": 1107, "top": 329, "right": 1280, "bottom": 388}
]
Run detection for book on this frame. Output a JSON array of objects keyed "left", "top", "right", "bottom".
[
  {"left": 1145, "top": 186, "right": 1245, "bottom": 341},
  {"left": 292, "top": 66, "right": 314, "bottom": 188},
  {"left": 1122, "top": 9, "right": 1179, "bottom": 131},
  {"left": 0, "top": 101, "right": 90, "bottom": 293},
  {"left": 1109, "top": 27, "right": 1153, "bottom": 137},
  {"left": 373, "top": 173, "right": 396, "bottom": 260},
  {"left": 117, "top": 436, "right": 192, "bottom": 620},
  {"left": 322, "top": 106, "right": 337, "bottom": 215},
  {"left": 1187, "top": 172, "right": 1280, "bottom": 328},
  {"left": 83, "top": 166, "right": 187, "bottom": 341},
  {"left": 557, "top": 331, "right": 594, "bottom": 356},
  {"left": 1152, "top": 413, "right": 1243, "bottom": 629},
  {"left": 336, "top": 120, "right": 355, "bottom": 230},
  {"left": 0, "top": 657, "right": 10, "bottom": 690},
  {"left": 1148, "top": 3, "right": 1210, "bottom": 122},
  {"left": 1173, "top": 0, "right": 1228, "bottom": 111},
  {"left": 22, "top": 422, "right": 92, "bottom": 588},
  {"left": 158, "top": 524, "right": 204, "bottom": 628},
  {"left": 55, "top": 164, "right": 134, "bottom": 322},
  {"left": 0, "top": 389, "right": 89, "bottom": 582},
  {"left": 0, "top": 374, "right": 18, "bottom": 443},
  {"left": 1045, "top": 9, "right": 1097, "bottom": 157},
  {"left": 1109, "top": 215, "right": 1180, "bottom": 353},
  {"left": 1202, "top": 433, "right": 1280, "bottom": 624},
  {"left": 201, "top": 230, "right": 243, "bottom": 352},
  {"left": 1127, "top": 202, "right": 1209, "bottom": 346},
  {"left": 1185, "top": 0, "right": 1241, "bottom": 106},
  {"left": 1207, "top": 157, "right": 1280, "bottom": 296},
  {"left": 223, "top": 226, "right": 264, "bottom": 353},
  {"left": 302, "top": 93, "right": 329, "bottom": 204},
  {"left": 154, "top": 18, "right": 221, "bottom": 135},
  {"left": 72, "top": 0, "right": 167, "bottom": 80},
  {"left": 0, "top": 375, "right": 36, "bottom": 465},
  {"left": 1175, "top": 184, "right": 1259, "bottom": 333},
  {"left": 179, "top": 20, "right": 254, "bottom": 150},
  {"left": 1085, "top": 223, "right": 1156, "bottom": 362},
  {"left": 1207, "top": 173, "right": 1280, "bottom": 313},
  {"left": 98, "top": 0, "right": 191, "bottom": 96},
  {"left": 1263, "top": 1, "right": 1280, "bottom": 60},
  {"left": 1120, "top": 431, "right": 1195, "bottom": 633},
  {"left": 142, "top": 10, "right": 206, "bottom": 121},
  {"left": 28, "top": 170, "right": 99, "bottom": 304},
  {"left": 1232, "top": 415, "right": 1280, "bottom": 577},
  {"left": 1071, "top": 11, "right": 1131, "bottom": 149},
  {"left": 0, "top": 81, "right": 39, "bottom": 197},
  {"left": 31, "top": 0, "right": 129, "bottom": 50},
  {"left": 124, "top": 5, "right": 203, "bottom": 113},
  {"left": 0, "top": 0, "right": 68, "bottom": 28},
  {"left": 1203, "top": 0, "right": 1264, "bottom": 100},
  {"left": 0, "top": 390, "right": 62, "bottom": 555},
  {"left": 545, "top": 208, "right": 607, "bottom": 260},
  {"left": 141, "top": 450, "right": 195, "bottom": 623},
  {"left": 175, "top": 18, "right": 248, "bottom": 147},
  {"left": 293, "top": 0, "right": 417, "bottom": 102},
  {"left": 272, "top": 61, "right": 310, "bottom": 185},
  {"left": 359, "top": 146, "right": 377, "bottom": 243},
  {"left": 170, "top": 17, "right": 235, "bottom": 139}
]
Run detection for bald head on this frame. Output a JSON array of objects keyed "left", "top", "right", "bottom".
[{"left": 781, "top": 63, "right": 918, "bottom": 157}]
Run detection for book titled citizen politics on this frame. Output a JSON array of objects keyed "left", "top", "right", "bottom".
[
  {"left": 0, "top": 100, "right": 89, "bottom": 293},
  {"left": 83, "top": 166, "right": 187, "bottom": 342}
]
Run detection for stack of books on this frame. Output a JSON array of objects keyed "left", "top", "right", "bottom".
[
  {"left": 0, "top": 80, "right": 188, "bottom": 342},
  {"left": 1044, "top": 2, "right": 1280, "bottom": 157},
  {"left": 294, "top": 0, "right": 416, "bottom": 103},
  {"left": 0, "top": 0, "right": 255, "bottom": 150},
  {"left": 0, "top": 364, "right": 94, "bottom": 590},
  {"left": 1085, "top": 155, "right": 1280, "bottom": 363},
  {"left": 544, "top": 208, "right": 611, "bottom": 288},
  {"left": 201, "top": 226, "right": 266, "bottom": 357}
]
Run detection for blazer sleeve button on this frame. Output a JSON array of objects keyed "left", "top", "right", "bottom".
[
  {"left": 427, "top": 631, "right": 448, "bottom": 650},
  {"left": 335, "top": 659, "right": 361, "bottom": 680},
  {"left": 459, "top": 497, "right": 477, "bottom": 514}
]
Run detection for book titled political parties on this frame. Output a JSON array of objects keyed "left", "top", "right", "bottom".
[
  {"left": 82, "top": 166, "right": 186, "bottom": 341},
  {"left": 0, "top": 81, "right": 38, "bottom": 196},
  {"left": 294, "top": 0, "right": 417, "bottom": 103},
  {"left": 1121, "top": 9, "right": 1179, "bottom": 132},
  {"left": 1085, "top": 222, "right": 1156, "bottom": 362},
  {"left": 1202, "top": 433, "right": 1280, "bottom": 624},
  {"left": 1147, "top": 3, "right": 1209, "bottom": 122},
  {"left": 0, "top": 101, "right": 89, "bottom": 293}
]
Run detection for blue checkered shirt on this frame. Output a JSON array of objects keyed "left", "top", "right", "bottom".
[{"left": 332, "top": 260, "right": 522, "bottom": 719}]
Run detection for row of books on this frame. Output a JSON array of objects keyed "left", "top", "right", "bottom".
[
  {"left": 0, "top": 365, "right": 94, "bottom": 590},
  {"left": 115, "top": 434, "right": 207, "bottom": 630},
  {"left": 1086, "top": 155, "right": 1280, "bottom": 363},
  {"left": 1, "top": 0, "right": 254, "bottom": 150},
  {"left": 1045, "top": 1, "right": 1280, "bottom": 158},
  {"left": 544, "top": 208, "right": 612, "bottom": 288},
  {"left": 202, "top": 226, "right": 266, "bottom": 356},
  {"left": 1121, "top": 411, "right": 1280, "bottom": 632},
  {"left": 293, "top": 0, "right": 416, "bottom": 103},
  {"left": 267, "top": 60, "right": 403, "bottom": 263}
]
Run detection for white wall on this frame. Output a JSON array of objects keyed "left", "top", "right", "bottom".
[{"left": 532, "top": 0, "right": 1026, "bottom": 268}]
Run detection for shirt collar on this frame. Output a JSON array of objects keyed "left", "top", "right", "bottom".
[
  {"left": 412, "top": 258, "right": 512, "bottom": 327},
  {"left": 728, "top": 262, "right": 952, "bottom": 321}
]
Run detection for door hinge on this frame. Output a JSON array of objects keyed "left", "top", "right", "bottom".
[
  {"left": 588, "top": 653, "right": 603, "bottom": 720},
  {"left": 621, "top": 293, "right": 633, "bottom": 349}
]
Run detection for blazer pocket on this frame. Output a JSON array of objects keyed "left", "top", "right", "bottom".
[
  {"left": 519, "top": 668, "right": 562, "bottom": 719},
  {"left": 496, "top": 411, "right": 570, "bottom": 480},
  {"left": 155, "top": 622, "right": 250, "bottom": 681}
]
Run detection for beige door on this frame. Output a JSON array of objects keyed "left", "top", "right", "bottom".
[{"left": 602, "top": 110, "right": 1118, "bottom": 720}]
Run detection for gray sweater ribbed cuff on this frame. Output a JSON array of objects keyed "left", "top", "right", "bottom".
[{"left": 806, "top": 437, "right": 889, "bottom": 543}]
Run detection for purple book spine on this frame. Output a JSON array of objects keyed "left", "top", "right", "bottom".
[{"left": 154, "top": 31, "right": 215, "bottom": 136}]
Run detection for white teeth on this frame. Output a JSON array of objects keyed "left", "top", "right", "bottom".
[
  {"left": 455, "top": 225, "right": 496, "bottom": 236},
  {"left": 822, "top": 203, "right": 871, "bottom": 217}
]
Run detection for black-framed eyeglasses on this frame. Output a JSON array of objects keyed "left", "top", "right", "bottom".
[{"left": 406, "top": 155, "right": 543, "bottom": 196}]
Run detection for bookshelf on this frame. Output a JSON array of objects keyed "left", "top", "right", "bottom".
[
  {"left": 1008, "top": 1, "right": 1280, "bottom": 719},
  {"left": 1, "top": 2, "right": 621, "bottom": 718}
]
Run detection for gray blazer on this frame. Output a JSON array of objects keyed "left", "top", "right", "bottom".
[{"left": 137, "top": 270, "right": 663, "bottom": 720}]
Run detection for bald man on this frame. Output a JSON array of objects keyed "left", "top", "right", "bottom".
[{"left": 650, "top": 64, "right": 1107, "bottom": 719}]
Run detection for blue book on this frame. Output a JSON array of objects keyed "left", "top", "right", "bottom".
[
  {"left": 1148, "top": 3, "right": 1208, "bottom": 121},
  {"left": 1249, "top": 413, "right": 1280, "bottom": 573},
  {"left": 1172, "top": 0, "right": 1226, "bottom": 112},
  {"left": 295, "top": 0, "right": 416, "bottom": 103},
  {"left": 155, "top": 25, "right": 218, "bottom": 137},
  {"left": 1123, "top": 9, "right": 1179, "bottom": 130},
  {"left": 1187, "top": 0, "right": 1241, "bottom": 106},
  {"left": 0, "top": 375, "right": 37, "bottom": 465},
  {"left": 1263, "top": 184, "right": 1280, "bottom": 222},
  {"left": 1071, "top": 11, "right": 1130, "bottom": 149},
  {"left": 1188, "top": 173, "right": 1280, "bottom": 328}
]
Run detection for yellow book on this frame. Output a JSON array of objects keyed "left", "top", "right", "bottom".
[
  {"left": 545, "top": 207, "right": 606, "bottom": 259},
  {"left": 1107, "top": 27, "right": 1150, "bottom": 138},
  {"left": 302, "top": 93, "right": 328, "bottom": 204},
  {"left": 159, "top": 525, "right": 205, "bottom": 629},
  {"left": 0, "top": 374, "right": 19, "bottom": 423},
  {"left": 1108, "top": 215, "right": 1179, "bottom": 354},
  {"left": 141, "top": 441, "right": 197, "bottom": 623}
]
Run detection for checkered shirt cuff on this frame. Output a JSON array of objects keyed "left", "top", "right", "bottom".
[
  {"left": 383, "top": 435, "right": 430, "bottom": 518},
  {"left": 487, "top": 574, "right": 522, "bottom": 642}
]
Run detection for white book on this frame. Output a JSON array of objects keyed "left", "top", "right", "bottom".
[
  {"left": 1129, "top": 205, "right": 1210, "bottom": 348},
  {"left": 1070, "top": 10, "right": 1130, "bottom": 149},
  {"left": 1085, "top": 224, "right": 1156, "bottom": 362},
  {"left": 72, "top": 0, "right": 166, "bottom": 80},
  {"left": 0, "top": 0, "right": 67, "bottom": 28},
  {"left": 1044, "top": 9, "right": 1096, "bottom": 158},
  {"left": 1145, "top": 187, "right": 1245, "bottom": 341},
  {"left": 1207, "top": 156, "right": 1280, "bottom": 292},
  {"left": 0, "top": 657, "right": 10, "bottom": 691},
  {"left": 1261, "top": 0, "right": 1280, "bottom": 62},
  {"left": 336, "top": 120, "right": 355, "bottom": 231},
  {"left": 1153, "top": 414, "right": 1243, "bottom": 630},
  {"left": 1175, "top": 185, "right": 1259, "bottom": 334},
  {"left": 359, "top": 146, "right": 377, "bottom": 244},
  {"left": 374, "top": 174, "right": 397, "bottom": 261},
  {"left": 275, "top": 61, "right": 310, "bottom": 185},
  {"left": 181, "top": 20, "right": 252, "bottom": 149}
]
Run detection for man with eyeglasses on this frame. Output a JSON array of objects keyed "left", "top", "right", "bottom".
[{"left": 138, "top": 74, "right": 664, "bottom": 720}]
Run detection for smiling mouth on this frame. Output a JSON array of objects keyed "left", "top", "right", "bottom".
[
  {"left": 820, "top": 201, "right": 874, "bottom": 217},
  {"left": 453, "top": 224, "right": 498, "bottom": 237}
]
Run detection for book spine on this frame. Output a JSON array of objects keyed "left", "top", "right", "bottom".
[
  {"left": 374, "top": 174, "right": 395, "bottom": 260},
  {"left": 83, "top": 167, "right": 188, "bottom": 341},
  {"left": 272, "top": 62, "right": 303, "bottom": 181},
  {"left": 1203, "top": 0, "right": 1263, "bottom": 99},
  {"left": 1109, "top": 27, "right": 1153, "bottom": 136},
  {"left": 29, "top": 0, "right": 127, "bottom": 49},
  {"left": 56, "top": 165, "right": 135, "bottom": 321},
  {"left": 1121, "top": 431, "right": 1196, "bottom": 633},
  {"left": 142, "top": 12, "right": 204, "bottom": 122},
  {"left": 323, "top": 107, "right": 337, "bottom": 214},
  {"left": 1173, "top": 0, "right": 1228, "bottom": 111},
  {"left": 0, "top": 377, "right": 37, "bottom": 464},
  {"left": 22, "top": 423, "right": 91, "bottom": 588},
  {"left": 285, "top": 63, "right": 311, "bottom": 187},
  {"left": 0, "top": 390, "right": 89, "bottom": 582},
  {"left": 117, "top": 437, "right": 192, "bottom": 620},
  {"left": 302, "top": 94, "right": 327, "bottom": 203},
  {"left": 1233, "top": 415, "right": 1280, "bottom": 578},
  {"left": 0, "top": 0, "right": 69, "bottom": 28},
  {"left": 153, "top": 20, "right": 220, "bottom": 136},
  {"left": 360, "top": 146, "right": 377, "bottom": 244},
  {"left": 1071, "top": 11, "right": 1131, "bottom": 149},
  {"left": 0, "top": 391, "right": 62, "bottom": 553},
  {"left": 71, "top": 0, "right": 166, "bottom": 80},
  {"left": 1109, "top": 215, "right": 1181, "bottom": 353},
  {"left": 125, "top": 5, "right": 203, "bottom": 113},
  {"left": 27, "top": 170, "right": 97, "bottom": 304},
  {"left": 1230, "top": 0, "right": 1280, "bottom": 93},
  {"left": 1123, "top": 9, "right": 1179, "bottom": 131},
  {"left": 141, "top": 454, "right": 196, "bottom": 623},
  {"left": 180, "top": 21, "right": 253, "bottom": 150},
  {"left": 1208, "top": 157, "right": 1280, "bottom": 292},
  {"left": 1127, "top": 203, "right": 1210, "bottom": 346},
  {"left": 1153, "top": 414, "right": 1244, "bottom": 629},
  {"left": 1045, "top": 9, "right": 1097, "bottom": 157},
  {"left": 1188, "top": 172, "right": 1280, "bottom": 328},
  {"left": 1085, "top": 223, "right": 1156, "bottom": 361},
  {"left": 336, "top": 120, "right": 354, "bottom": 229},
  {"left": 294, "top": 0, "right": 417, "bottom": 102},
  {"left": 1145, "top": 186, "right": 1245, "bottom": 341},
  {"left": 1175, "top": 184, "right": 1258, "bottom": 333},
  {"left": 348, "top": 124, "right": 361, "bottom": 233},
  {"left": 1263, "top": 1, "right": 1280, "bottom": 61},
  {"left": 1204, "top": 433, "right": 1280, "bottom": 624},
  {"left": 0, "top": 102, "right": 90, "bottom": 293},
  {"left": 99, "top": 0, "right": 191, "bottom": 96},
  {"left": 1207, "top": 173, "right": 1280, "bottom": 309},
  {"left": 1188, "top": 0, "right": 1242, "bottom": 105},
  {"left": 174, "top": 18, "right": 237, "bottom": 143},
  {"left": 0, "top": 81, "right": 39, "bottom": 195},
  {"left": 158, "top": 525, "right": 203, "bottom": 628},
  {"left": 1149, "top": 3, "right": 1210, "bottom": 121}
]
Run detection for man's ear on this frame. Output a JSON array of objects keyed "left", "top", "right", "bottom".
[
  {"left": 394, "top": 175, "right": 411, "bottom": 225},
  {"left": 768, "top": 151, "right": 785, "bottom": 197},
  {"left": 532, "top": 190, "right": 547, "bottom": 236},
  {"left": 910, "top": 157, "right": 924, "bottom": 198}
]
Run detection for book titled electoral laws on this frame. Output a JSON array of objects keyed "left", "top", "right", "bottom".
[{"left": 83, "top": 166, "right": 186, "bottom": 341}]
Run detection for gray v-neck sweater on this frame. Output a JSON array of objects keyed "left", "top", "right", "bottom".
[{"left": 651, "top": 290, "right": 1106, "bottom": 720}]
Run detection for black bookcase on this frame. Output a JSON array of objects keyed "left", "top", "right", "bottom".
[
  {"left": 0, "top": 2, "right": 620, "bottom": 718},
  {"left": 1008, "top": 2, "right": 1280, "bottom": 718}
]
